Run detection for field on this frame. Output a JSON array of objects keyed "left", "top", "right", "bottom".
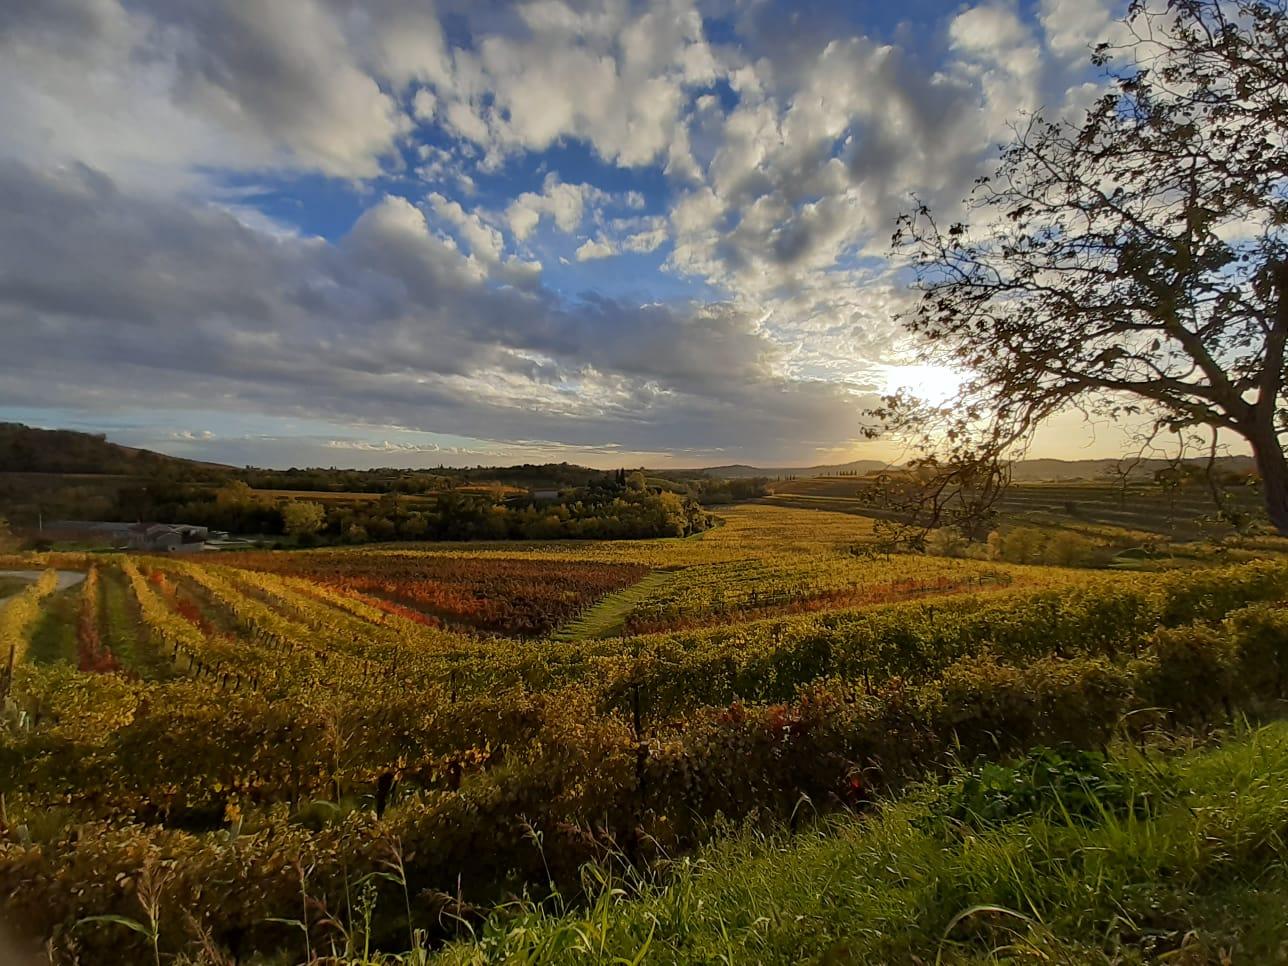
[
  {"left": 214, "top": 550, "right": 649, "bottom": 636},
  {"left": 765, "top": 475, "right": 1267, "bottom": 540},
  {"left": 2, "top": 503, "right": 1288, "bottom": 963}
]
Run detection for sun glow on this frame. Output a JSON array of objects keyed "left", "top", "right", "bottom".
[{"left": 881, "top": 363, "right": 965, "bottom": 405}]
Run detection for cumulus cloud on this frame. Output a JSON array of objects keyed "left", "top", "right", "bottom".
[
  {"left": 1039, "top": 0, "right": 1121, "bottom": 58},
  {"left": 950, "top": 2, "right": 1033, "bottom": 57},
  {"left": 427, "top": 192, "right": 504, "bottom": 262},
  {"left": 0, "top": 161, "right": 866, "bottom": 461},
  {"left": 0, "top": 0, "right": 1130, "bottom": 464},
  {"left": 624, "top": 227, "right": 668, "bottom": 254},
  {"left": 574, "top": 238, "right": 617, "bottom": 261},
  {"left": 505, "top": 174, "right": 607, "bottom": 241},
  {"left": 613, "top": 215, "right": 670, "bottom": 254},
  {"left": 0, "top": 0, "right": 408, "bottom": 188},
  {"left": 414, "top": 144, "right": 476, "bottom": 194},
  {"left": 665, "top": 35, "right": 990, "bottom": 297},
  {"left": 425, "top": 0, "right": 718, "bottom": 168}
]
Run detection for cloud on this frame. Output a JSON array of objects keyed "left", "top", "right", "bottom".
[
  {"left": 575, "top": 238, "right": 617, "bottom": 261},
  {"left": 0, "top": 161, "right": 868, "bottom": 462},
  {"left": 615, "top": 215, "right": 670, "bottom": 253},
  {"left": 414, "top": 144, "right": 476, "bottom": 194},
  {"left": 427, "top": 192, "right": 504, "bottom": 262},
  {"left": 624, "top": 228, "right": 668, "bottom": 254},
  {"left": 0, "top": 0, "right": 408, "bottom": 187},
  {"left": 326, "top": 439, "right": 444, "bottom": 454},
  {"left": 950, "top": 2, "right": 1032, "bottom": 57},
  {"left": 425, "top": 0, "right": 718, "bottom": 169},
  {"left": 0, "top": 0, "right": 1133, "bottom": 465},
  {"left": 665, "top": 35, "right": 991, "bottom": 298},
  {"left": 1039, "top": 0, "right": 1120, "bottom": 58},
  {"left": 504, "top": 174, "right": 621, "bottom": 243}
]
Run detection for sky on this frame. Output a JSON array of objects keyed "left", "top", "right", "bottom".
[{"left": 0, "top": 0, "right": 1144, "bottom": 470}]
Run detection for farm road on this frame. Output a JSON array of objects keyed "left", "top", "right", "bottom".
[{"left": 0, "top": 570, "right": 87, "bottom": 592}]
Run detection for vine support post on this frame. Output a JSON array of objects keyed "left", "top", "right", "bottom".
[
  {"left": 1051, "top": 601, "right": 1064, "bottom": 658},
  {"left": 631, "top": 681, "right": 648, "bottom": 806},
  {"left": 0, "top": 641, "right": 15, "bottom": 700}
]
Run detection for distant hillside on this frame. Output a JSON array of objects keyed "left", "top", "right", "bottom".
[
  {"left": 0, "top": 423, "right": 232, "bottom": 476},
  {"left": 698, "top": 455, "right": 1256, "bottom": 482},
  {"left": 0, "top": 422, "right": 1257, "bottom": 485},
  {"left": 1006, "top": 455, "right": 1257, "bottom": 482},
  {"left": 696, "top": 460, "right": 890, "bottom": 479}
]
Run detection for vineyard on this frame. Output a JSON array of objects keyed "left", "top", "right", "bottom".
[
  {"left": 617, "top": 554, "right": 1031, "bottom": 635},
  {"left": 765, "top": 476, "right": 1268, "bottom": 540},
  {"left": 1, "top": 504, "right": 1288, "bottom": 963},
  {"left": 214, "top": 551, "right": 650, "bottom": 636}
]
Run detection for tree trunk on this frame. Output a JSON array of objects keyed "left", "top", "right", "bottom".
[
  {"left": 1255, "top": 261, "right": 1288, "bottom": 534},
  {"left": 1250, "top": 424, "right": 1288, "bottom": 535}
]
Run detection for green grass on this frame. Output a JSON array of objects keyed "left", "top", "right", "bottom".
[
  {"left": 428, "top": 721, "right": 1288, "bottom": 964},
  {"left": 550, "top": 570, "right": 679, "bottom": 641},
  {"left": 0, "top": 575, "right": 30, "bottom": 600},
  {"left": 99, "top": 565, "right": 171, "bottom": 679},
  {"left": 24, "top": 586, "right": 78, "bottom": 665}
]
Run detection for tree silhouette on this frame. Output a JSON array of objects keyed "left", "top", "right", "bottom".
[{"left": 890, "top": 0, "right": 1288, "bottom": 531}]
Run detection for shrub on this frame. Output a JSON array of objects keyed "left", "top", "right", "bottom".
[
  {"left": 1224, "top": 603, "right": 1288, "bottom": 699},
  {"left": 928, "top": 745, "right": 1141, "bottom": 830},
  {"left": 1135, "top": 624, "right": 1236, "bottom": 726},
  {"left": 925, "top": 527, "right": 970, "bottom": 558}
]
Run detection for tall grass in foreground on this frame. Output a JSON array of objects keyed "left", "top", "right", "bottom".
[{"left": 417, "top": 721, "right": 1288, "bottom": 965}]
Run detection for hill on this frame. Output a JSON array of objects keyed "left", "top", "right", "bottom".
[
  {"left": 0, "top": 423, "right": 232, "bottom": 476},
  {"left": 694, "top": 460, "right": 890, "bottom": 479},
  {"left": 698, "top": 455, "right": 1257, "bottom": 482},
  {"left": 1007, "top": 454, "right": 1257, "bottom": 481},
  {"left": 0, "top": 422, "right": 1257, "bottom": 486}
]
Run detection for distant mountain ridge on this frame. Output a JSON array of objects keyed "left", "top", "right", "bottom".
[
  {"left": 0, "top": 422, "right": 1258, "bottom": 483},
  {"left": 1004, "top": 456, "right": 1256, "bottom": 481},
  {"left": 694, "top": 455, "right": 1257, "bottom": 482},
  {"left": 694, "top": 460, "right": 890, "bottom": 479}
]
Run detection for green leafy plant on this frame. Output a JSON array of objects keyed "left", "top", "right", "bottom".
[{"left": 928, "top": 745, "right": 1149, "bottom": 831}]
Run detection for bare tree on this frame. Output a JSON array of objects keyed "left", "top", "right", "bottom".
[{"left": 890, "top": 0, "right": 1288, "bottom": 532}]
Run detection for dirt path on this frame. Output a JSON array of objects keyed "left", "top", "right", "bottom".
[{"left": 0, "top": 570, "right": 87, "bottom": 592}]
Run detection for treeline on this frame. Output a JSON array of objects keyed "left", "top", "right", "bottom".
[
  {"left": 237, "top": 462, "right": 618, "bottom": 494},
  {"left": 103, "top": 477, "right": 715, "bottom": 543},
  {"left": 189, "top": 466, "right": 769, "bottom": 504},
  {"left": 1, "top": 425, "right": 768, "bottom": 532},
  {"left": 685, "top": 476, "right": 771, "bottom": 504}
]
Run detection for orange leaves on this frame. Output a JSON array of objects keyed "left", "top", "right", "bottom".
[
  {"left": 223, "top": 552, "right": 648, "bottom": 636},
  {"left": 76, "top": 567, "right": 119, "bottom": 674}
]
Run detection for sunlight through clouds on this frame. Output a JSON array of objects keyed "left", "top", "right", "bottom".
[{"left": 0, "top": 0, "right": 1134, "bottom": 466}]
